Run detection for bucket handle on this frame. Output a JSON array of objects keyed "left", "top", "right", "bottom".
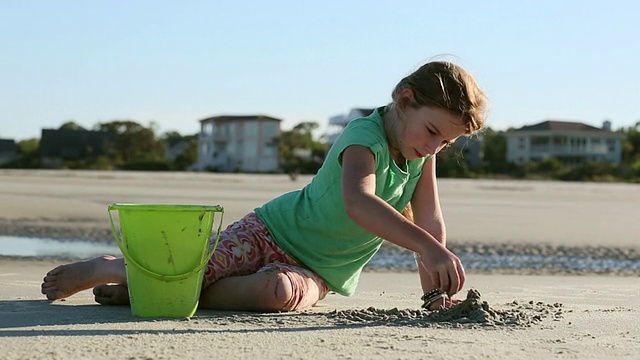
[{"left": 108, "top": 206, "right": 224, "bottom": 282}]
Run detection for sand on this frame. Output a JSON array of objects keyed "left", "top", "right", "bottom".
[{"left": 0, "top": 169, "right": 639, "bottom": 359}]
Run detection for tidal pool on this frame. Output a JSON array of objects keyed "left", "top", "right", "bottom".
[{"left": 0, "top": 236, "right": 120, "bottom": 259}]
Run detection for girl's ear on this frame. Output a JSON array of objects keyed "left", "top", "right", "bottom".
[{"left": 397, "top": 88, "right": 416, "bottom": 110}]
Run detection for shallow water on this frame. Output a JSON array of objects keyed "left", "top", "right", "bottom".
[
  {"left": 0, "top": 236, "right": 120, "bottom": 259},
  {"left": 1, "top": 236, "right": 639, "bottom": 273},
  {"left": 367, "top": 249, "right": 640, "bottom": 272}
]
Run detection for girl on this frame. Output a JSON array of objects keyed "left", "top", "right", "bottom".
[{"left": 42, "top": 60, "right": 488, "bottom": 312}]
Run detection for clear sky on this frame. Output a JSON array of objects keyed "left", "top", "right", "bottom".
[{"left": 2, "top": 0, "right": 639, "bottom": 141}]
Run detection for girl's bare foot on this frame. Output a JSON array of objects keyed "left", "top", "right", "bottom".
[
  {"left": 41, "top": 256, "right": 126, "bottom": 300},
  {"left": 93, "top": 284, "right": 130, "bottom": 305}
]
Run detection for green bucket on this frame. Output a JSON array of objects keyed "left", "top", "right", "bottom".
[{"left": 108, "top": 203, "right": 224, "bottom": 318}]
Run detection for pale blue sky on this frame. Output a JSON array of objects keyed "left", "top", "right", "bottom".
[{"left": 2, "top": 0, "right": 639, "bottom": 141}]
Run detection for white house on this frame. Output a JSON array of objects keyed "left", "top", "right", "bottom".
[
  {"left": 453, "top": 134, "right": 484, "bottom": 168},
  {"left": 505, "top": 120, "right": 625, "bottom": 166},
  {"left": 193, "top": 115, "right": 281, "bottom": 172}
]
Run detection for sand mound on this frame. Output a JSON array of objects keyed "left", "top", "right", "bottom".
[{"left": 328, "top": 289, "right": 565, "bottom": 328}]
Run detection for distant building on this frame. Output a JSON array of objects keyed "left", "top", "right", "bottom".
[
  {"left": 0, "top": 139, "right": 17, "bottom": 166},
  {"left": 164, "top": 135, "right": 196, "bottom": 161},
  {"left": 326, "top": 108, "right": 375, "bottom": 147},
  {"left": 453, "top": 134, "right": 484, "bottom": 168},
  {"left": 40, "top": 129, "right": 115, "bottom": 167},
  {"left": 193, "top": 115, "right": 281, "bottom": 172},
  {"left": 505, "top": 120, "right": 625, "bottom": 166}
]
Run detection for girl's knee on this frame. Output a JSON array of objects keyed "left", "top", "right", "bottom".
[
  {"left": 261, "top": 272, "right": 294, "bottom": 311},
  {"left": 258, "top": 267, "right": 329, "bottom": 311},
  {"left": 271, "top": 273, "right": 294, "bottom": 311}
]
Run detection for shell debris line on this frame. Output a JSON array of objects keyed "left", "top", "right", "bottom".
[{"left": 328, "top": 289, "right": 565, "bottom": 328}]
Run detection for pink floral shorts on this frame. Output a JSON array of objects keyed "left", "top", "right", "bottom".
[{"left": 202, "top": 212, "right": 329, "bottom": 310}]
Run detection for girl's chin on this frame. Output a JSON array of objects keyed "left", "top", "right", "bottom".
[{"left": 413, "top": 149, "right": 425, "bottom": 159}]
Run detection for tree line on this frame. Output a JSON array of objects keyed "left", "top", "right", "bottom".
[
  {"left": 9, "top": 121, "right": 197, "bottom": 171},
  {"left": 5, "top": 120, "right": 640, "bottom": 182},
  {"left": 436, "top": 126, "right": 640, "bottom": 183},
  {"left": 7, "top": 120, "right": 325, "bottom": 173}
]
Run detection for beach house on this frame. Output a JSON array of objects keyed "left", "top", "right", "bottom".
[
  {"left": 505, "top": 120, "right": 625, "bottom": 166},
  {"left": 0, "top": 139, "right": 17, "bottom": 166},
  {"left": 39, "top": 129, "right": 115, "bottom": 168},
  {"left": 194, "top": 115, "right": 281, "bottom": 172}
]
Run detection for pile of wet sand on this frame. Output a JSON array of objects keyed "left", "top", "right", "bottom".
[
  {"left": 185, "top": 289, "right": 565, "bottom": 331},
  {"left": 328, "top": 289, "right": 565, "bottom": 328}
]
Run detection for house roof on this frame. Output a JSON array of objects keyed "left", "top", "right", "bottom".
[
  {"left": 40, "top": 129, "right": 116, "bottom": 158},
  {"left": 0, "top": 139, "right": 16, "bottom": 153},
  {"left": 199, "top": 115, "right": 282, "bottom": 123},
  {"left": 354, "top": 108, "right": 375, "bottom": 115},
  {"left": 512, "top": 120, "right": 611, "bottom": 133},
  {"left": 506, "top": 120, "right": 626, "bottom": 140}
]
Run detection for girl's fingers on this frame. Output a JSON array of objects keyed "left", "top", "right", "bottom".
[
  {"left": 448, "top": 270, "right": 460, "bottom": 297},
  {"left": 429, "top": 297, "right": 446, "bottom": 311},
  {"left": 456, "top": 261, "right": 466, "bottom": 293},
  {"left": 430, "top": 272, "right": 441, "bottom": 290},
  {"left": 439, "top": 271, "right": 450, "bottom": 295}
]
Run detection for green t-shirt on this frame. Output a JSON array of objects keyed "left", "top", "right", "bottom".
[{"left": 255, "top": 107, "right": 428, "bottom": 296}]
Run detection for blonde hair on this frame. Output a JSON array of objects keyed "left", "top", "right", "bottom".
[{"left": 390, "top": 61, "right": 488, "bottom": 134}]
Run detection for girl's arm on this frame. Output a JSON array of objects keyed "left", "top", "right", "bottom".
[
  {"left": 411, "top": 155, "right": 446, "bottom": 246},
  {"left": 341, "top": 145, "right": 465, "bottom": 296},
  {"left": 410, "top": 156, "right": 465, "bottom": 305}
]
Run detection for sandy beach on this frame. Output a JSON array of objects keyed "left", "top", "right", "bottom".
[{"left": 0, "top": 169, "right": 639, "bottom": 359}]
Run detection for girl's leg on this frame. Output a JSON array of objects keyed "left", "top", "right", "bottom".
[
  {"left": 199, "top": 271, "right": 294, "bottom": 311},
  {"left": 198, "top": 212, "right": 331, "bottom": 312},
  {"left": 41, "top": 255, "right": 126, "bottom": 300},
  {"left": 199, "top": 263, "right": 329, "bottom": 312},
  {"left": 41, "top": 212, "right": 264, "bottom": 305},
  {"left": 89, "top": 262, "right": 328, "bottom": 310}
]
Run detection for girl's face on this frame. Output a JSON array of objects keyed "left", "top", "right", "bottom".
[{"left": 397, "top": 104, "right": 466, "bottom": 160}]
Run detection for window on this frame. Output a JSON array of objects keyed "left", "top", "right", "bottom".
[
  {"left": 221, "top": 124, "right": 231, "bottom": 137},
  {"left": 245, "top": 122, "right": 257, "bottom": 137},
  {"left": 553, "top": 136, "right": 567, "bottom": 150},
  {"left": 262, "top": 122, "right": 278, "bottom": 138},
  {"left": 263, "top": 143, "right": 276, "bottom": 158},
  {"left": 203, "top": 123, "right": 213, "bottom": 135},
  {"left": 245, "top": 141, "right": 258, "bottom": 158},
  {"left": 531, "top": 137, "right": 549, "bottom": 146}
]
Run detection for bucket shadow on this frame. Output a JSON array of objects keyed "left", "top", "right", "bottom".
[
  {"left": 0, "top": 299, "right": 138, "bottom": 329},
  {"left": 0, "top": 299, "right": 222, "bottom": 337},
  {"left": 0, "top": 300, "right": 357, "bottom": 337}
]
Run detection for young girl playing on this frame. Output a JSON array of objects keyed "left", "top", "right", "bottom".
[{"left": 42, "top": 60, "right": 488, "bottom": 312}]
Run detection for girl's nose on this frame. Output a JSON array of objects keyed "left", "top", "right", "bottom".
[{"left": 425, "top": 138, "right": 442, "bottom": 155}]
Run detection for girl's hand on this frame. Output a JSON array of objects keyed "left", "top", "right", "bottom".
[
  {"left": 417, "top": 244, "right": 465, "bottom": 297},
  {"left": 424, "top": 295, "right": 462, "bottom": 311}
]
